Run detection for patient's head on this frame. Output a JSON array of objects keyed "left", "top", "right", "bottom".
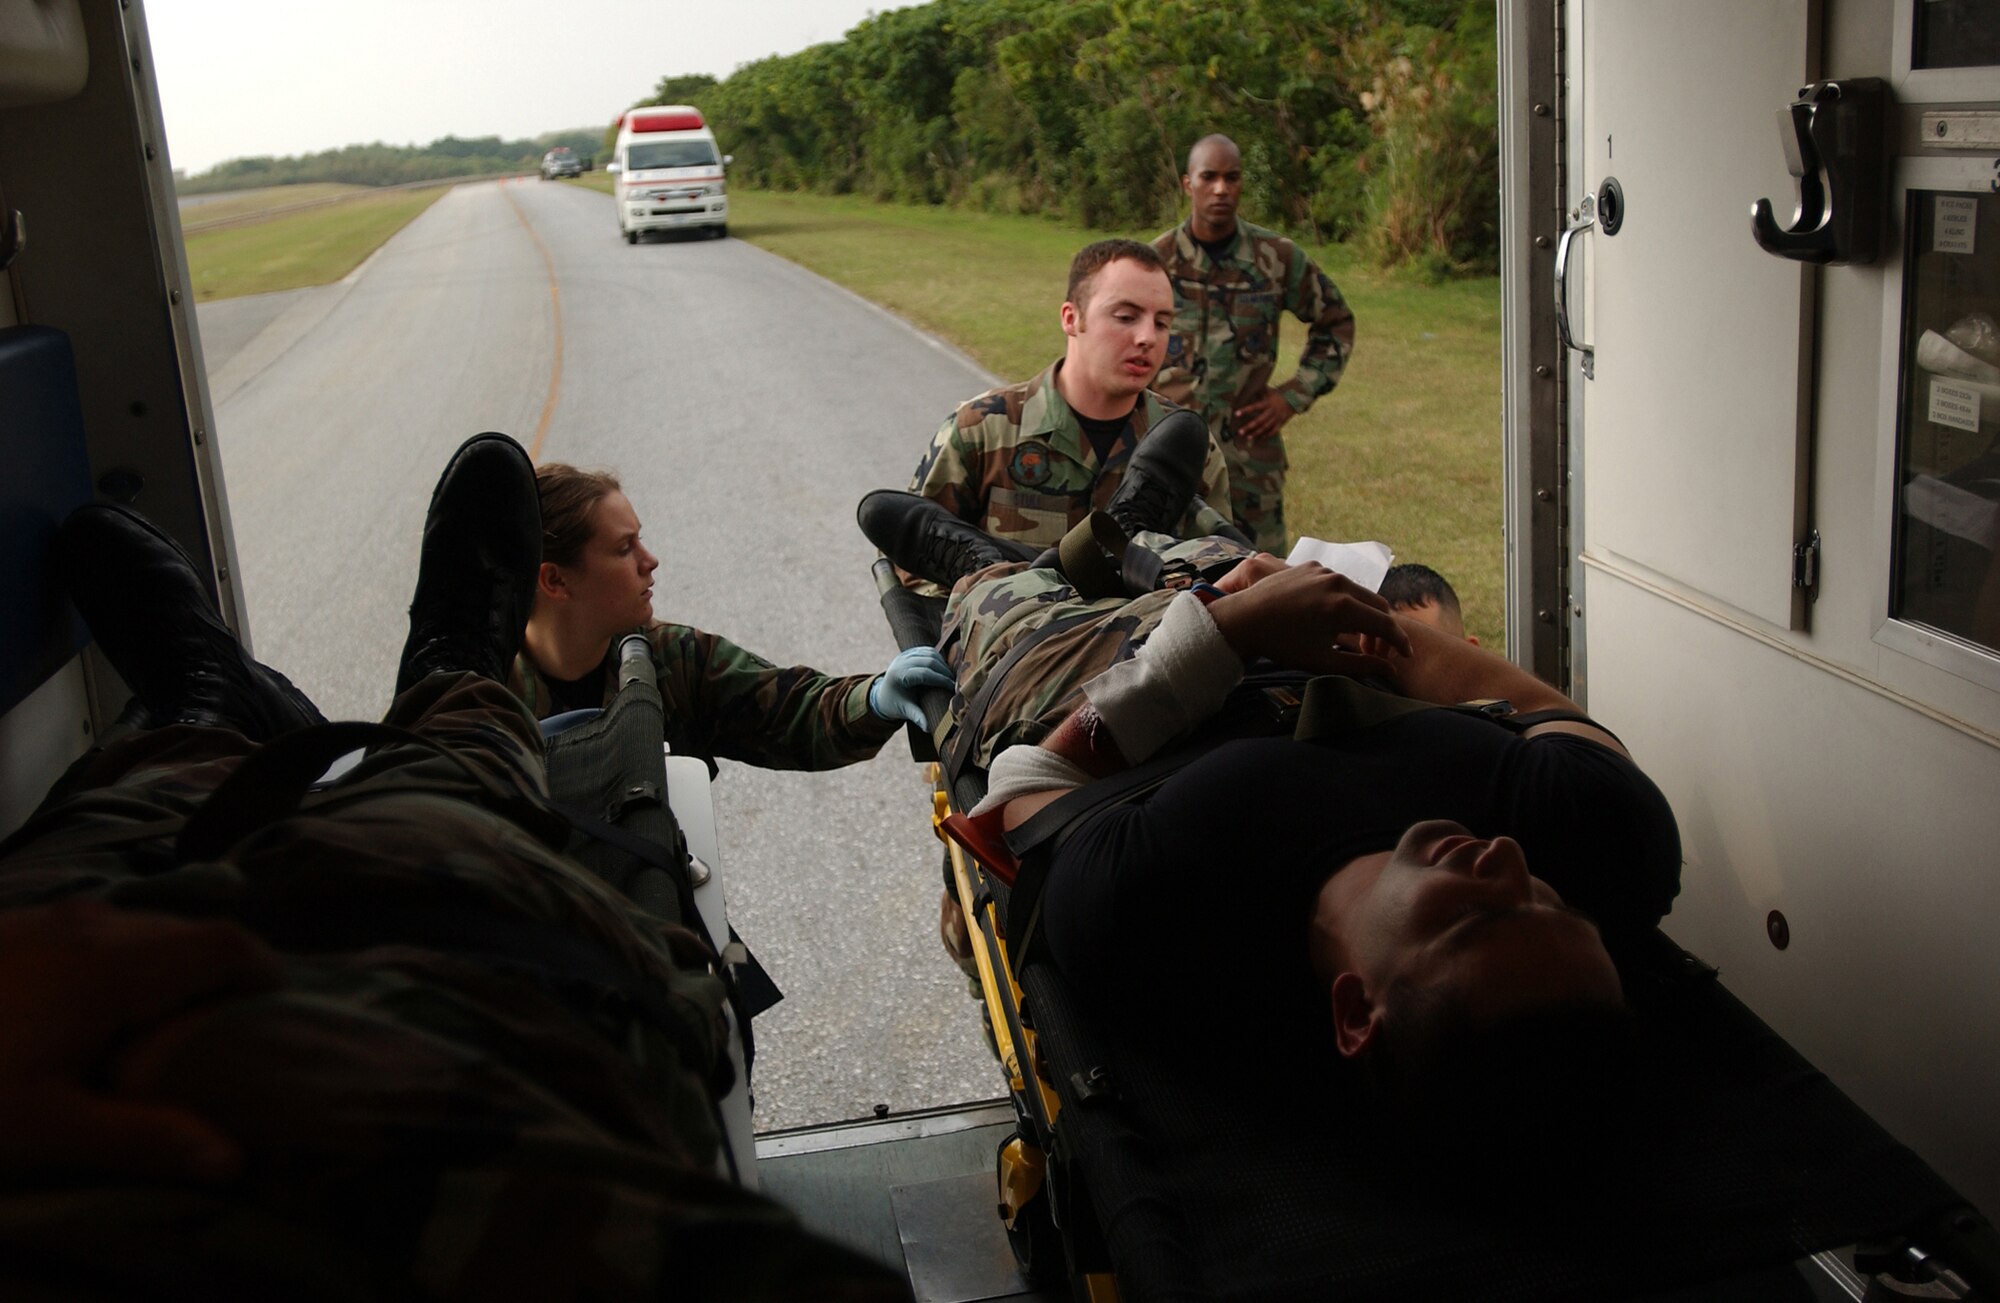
[
  {"left": 1380, "top": 563, "right": 1474, "bottom": 644},
  {"left": 1311, "top": 818, "right": 1623, "bottom": 1051},
  {"left": 1310, "top": 820, "right": 1636, "bottom": 1157}
]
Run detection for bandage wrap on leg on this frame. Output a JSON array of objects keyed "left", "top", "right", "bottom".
[
  {"left": 972, "top": 746, "right": 1099, "bottom": 815},
  {"left": 1082, "top": 590, "right": 1242, "bottom": 764}
]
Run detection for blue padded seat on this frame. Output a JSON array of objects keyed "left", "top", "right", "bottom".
[{"left": 1, "top": 325, "right": 93, "bottom": 716}]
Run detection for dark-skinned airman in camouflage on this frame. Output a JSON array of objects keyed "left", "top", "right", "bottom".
[{"left": 1153, "top": 135, "right": 1358, "bottom": 553}]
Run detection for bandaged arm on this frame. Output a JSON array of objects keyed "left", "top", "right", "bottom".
[{"left": 973, "top": 591, "right": 1242, "bottom": 817}]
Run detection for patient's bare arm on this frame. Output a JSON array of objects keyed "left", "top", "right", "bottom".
[{"left": 1362, "top": 616, "right": 1629, "bottom": 757}]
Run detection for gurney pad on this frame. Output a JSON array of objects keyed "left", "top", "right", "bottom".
[{"left": 1022, "top": 939, "right": 1960, "bottom": 1302}]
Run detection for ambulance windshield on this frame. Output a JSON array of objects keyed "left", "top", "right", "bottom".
[{"left": 629, "top": 140, "right": 719, "bottom": 170}]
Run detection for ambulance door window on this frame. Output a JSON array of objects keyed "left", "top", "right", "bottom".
[
  {"left": 1911, "top": 0, "right": 2000, "bottom": 70},
  {"left": 1893, "top": 188, "right": 2000, "bottom": 654}
]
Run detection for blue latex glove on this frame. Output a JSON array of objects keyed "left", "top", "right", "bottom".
[{"left": 868, "top": 646, "right": 955, "bottom": 726}]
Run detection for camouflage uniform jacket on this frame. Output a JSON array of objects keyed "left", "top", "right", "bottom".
[
  {"left": 938, "top": 533, "right": 1256, "bottom": 769},
  {"left": 510, "top": 620, "right": 897, "bottom": 772},
  {"left": 0, "top": 673, "right": 904, "bottom": 1300},
  {"left": 909, "top": 359, "right": 1233, "bottom": 554},
  {"left": 1149, "top": 219, "right": 1356, "bottom": 437}
]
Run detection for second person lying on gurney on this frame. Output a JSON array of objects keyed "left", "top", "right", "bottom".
[{"left": 860, "top": 420, "right": 1681, "bottom": 1145}]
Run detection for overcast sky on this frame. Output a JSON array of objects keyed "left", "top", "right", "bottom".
[{"left": 148, "top": 0, "right": 906, "bottom": 176}]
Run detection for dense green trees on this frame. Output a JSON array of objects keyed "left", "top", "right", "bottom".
[
  {"left": 184, "top": 2, "right": 1497, "bottom": 272},
  {"left": 637, "top": 0, "right": 1496, "bottom": 272},
  {"left": 179, "top": 129, "right": 606, "bottom": 194}
]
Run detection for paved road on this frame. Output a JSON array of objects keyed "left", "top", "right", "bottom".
[{"left": 197, "top": 179, "right": 1002, "bottom": 1131}]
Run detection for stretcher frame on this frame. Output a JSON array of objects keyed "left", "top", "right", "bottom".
[{"left": 872, "top": 560, "right": 1119, "bottom": 1298}]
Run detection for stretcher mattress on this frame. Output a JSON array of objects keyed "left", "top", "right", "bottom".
[{"left": 1018, "top": 935, "right": 1963, "bottom": 1302}]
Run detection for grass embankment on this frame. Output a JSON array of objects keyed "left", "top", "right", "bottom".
[
  {"left": 719, "top": 190, "right": 1505, "bottom": 647},
  {"left": 178, "top": 182, "right": 368, "bottom": 226},
  {"left": 182, "top": 185, "right": 451, "bottom": 301}
]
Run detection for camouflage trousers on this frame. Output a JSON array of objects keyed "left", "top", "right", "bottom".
[
  {"left": 1223, "top": 430, "right": 1289, "bottom": 554},
  {"left": 938, "top": 532, "right": 1258, "bottom": 771},
  {"left": 0, "top": 672, "right": 899, "bottom": 1301}
]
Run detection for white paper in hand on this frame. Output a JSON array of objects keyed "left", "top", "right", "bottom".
[{"left": 1284, "top": 537, "right": 1395, "bottom": 592}]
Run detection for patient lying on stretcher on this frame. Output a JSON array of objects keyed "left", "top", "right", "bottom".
[{"left": 861, "top": 484, "right": 1682, "bottom": 1135}]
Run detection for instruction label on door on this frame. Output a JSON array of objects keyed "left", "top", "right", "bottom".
[
  {"left": 1935, "top": 195, "right": 1978, "bottom": 255},
  {"left": 1929, "top": 378, "right": 1982, "bottom": 433}
]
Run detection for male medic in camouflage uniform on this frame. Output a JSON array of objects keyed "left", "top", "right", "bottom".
[
  {"left": 0, "top": 434, "right": 902, "bottom": 1300},
  {"left": 904, "top": 239, "right": 1235, "bottom": 587},
  {"left": 1152, "top": 134, "right": 1358, "bottom": 552}
]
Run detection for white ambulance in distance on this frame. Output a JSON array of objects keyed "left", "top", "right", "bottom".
[{"left": 608, "top": 105, "right": 730, "bottom": 243}]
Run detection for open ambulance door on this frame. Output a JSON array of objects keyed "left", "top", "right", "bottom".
[
  {"left": 0, "top": 0, "right": 238, "bottom": 837},
  {"left": 1501, "top": 0, "right": 2000, "bottom": 1217}
]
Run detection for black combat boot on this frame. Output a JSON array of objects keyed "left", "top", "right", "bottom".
[
  {"left": 394, "top": 432, "right": 542, "bottom": 695},
  {"left": 857, "top": 490, "right": 1035, "bottom": 587},
  {"left": 1104, "top": 409, "right": 1212, "bottom": 539},
  {"left": 56, "top": 504, "right": 327, "bottom": 739}
]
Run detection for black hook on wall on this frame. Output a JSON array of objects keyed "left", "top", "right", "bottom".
[{"left": 1750, "top": 78, "right": 1890, "bottom": 266}]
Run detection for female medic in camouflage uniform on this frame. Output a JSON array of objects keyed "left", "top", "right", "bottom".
[{"left": 514, "top": 463, "right": 948, "bottom": 773}]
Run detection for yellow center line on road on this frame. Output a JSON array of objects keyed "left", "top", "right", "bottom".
[{"left": 499, "top": 178, "right": 564, "bottom": 461}]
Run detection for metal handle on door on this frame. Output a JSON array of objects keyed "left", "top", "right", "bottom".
[{"left": 1555, "top": 196, "right": 1595, "bottom": 380}]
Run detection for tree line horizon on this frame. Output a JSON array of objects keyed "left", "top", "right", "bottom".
[{"left": 180, "top": 0, "right": 1496, "bottom": 277}]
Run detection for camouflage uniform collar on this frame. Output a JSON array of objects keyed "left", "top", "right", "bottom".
[
  {"left": 1036, "top": 359, "right": 1165, "bottom": 465},
  {"left": 1177, "top": 219, "right": 1280, "bottom": 270},
  {"left": 1178, "top": 220, "right": 1242, "bottom": 269},
  {"left": 1028, "top": 359, "right": 1091, "bottom": 463}
]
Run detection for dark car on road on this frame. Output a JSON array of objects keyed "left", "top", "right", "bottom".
[{"left": 540, "top": 147, "right": 583, "bottom": 180}]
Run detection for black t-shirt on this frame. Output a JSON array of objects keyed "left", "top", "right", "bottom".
[
  {"left": 1076, "top": 408, "right": 1133, "bottom": 466},
  {"left": 1196, "top": 232, "right": 1236, "bottom": 265},
  {"left": 1037, "top": 709, "right": 1682, "bottom": 1031},
  {"left": 541, "top": 664, "right": 607, "bottom": 715}
]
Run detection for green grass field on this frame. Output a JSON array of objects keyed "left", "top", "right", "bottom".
[
  {"left": 178, "top": 182, "right": 369, "bottom": 228},
  {"left": 182, "top": 185, "right": 450, "bottom": 301},
  {"left": 719, "top": 191, "right": 1506, "bottom": 647}
]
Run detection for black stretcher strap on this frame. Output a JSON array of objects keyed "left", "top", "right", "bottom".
[
  {"left": 554, "top": 800, "right": 780, "bottom": 1020},
  {"left": 1000, "top": 743, "right": 1205, "bottom": 966},
  {"left": 178, "top": 720, "right": 565, "bottom": 862},
  {"left": 1055, "top": 512, "right": 1131, "bottom": 603},
  {"left": 943, "top": 610, "right": 1102, "bottom": 782},
  {"left": 1288, "top": 674, "right": 1619, "bottom": 746}
]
